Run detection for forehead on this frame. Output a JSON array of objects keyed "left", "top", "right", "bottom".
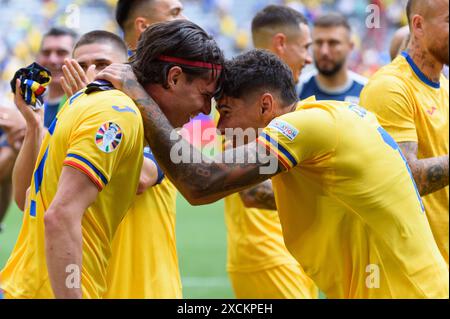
[
  {"left": 73, "top": 43, "right": 116, "bottom": 60},
  {"left": 289, "top": 23, "right": 312, "bottom": 43},
  {"left": 41, "top": 35, "right": 74, "bottom": 50},
  {"left": 313, "top": 25, "right": 350, "bottom": 39},
  {"left": 153, "top": 0, "right": 183, "bottom": 10}
]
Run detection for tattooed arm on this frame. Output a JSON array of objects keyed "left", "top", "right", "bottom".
[
  {"left": 239, "top": 180, "right": 277, "bottom": 210},
  {"left": 399, "top": 142, "right": 449, "bottom": 196},
  {"left": 96, "top": 64, "right": 284, "bottom": 205}
]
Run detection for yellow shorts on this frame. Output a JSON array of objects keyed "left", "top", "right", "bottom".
[{"left": 229, "top": 264, "right": 318, "bottom": 299}]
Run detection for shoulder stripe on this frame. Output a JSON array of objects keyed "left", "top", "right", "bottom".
[
  {"left": 259, "top": 132, "right": 298, "bottom": 168},
  {"left": 66, "top": 153, "right": 108, "bottom": 186}
]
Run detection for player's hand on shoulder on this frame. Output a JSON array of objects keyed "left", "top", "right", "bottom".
[{"left": 95, "top": 63, "right": 145, "bottom": 101}]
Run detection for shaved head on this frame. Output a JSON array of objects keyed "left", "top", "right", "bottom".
[
  {"left": 406, "top": 0, "right": 449, "bottom": 66},
  {"left": 407, "top": 0, "right": 445, "bottom": 26}
]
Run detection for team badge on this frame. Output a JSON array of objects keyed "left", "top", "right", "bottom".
[{"left": 95, "top": 122, "right": 123, "bottom": 153}]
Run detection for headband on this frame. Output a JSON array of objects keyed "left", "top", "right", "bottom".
[{"left": 157, "top": 55, "right": 223, "bottom": 71}]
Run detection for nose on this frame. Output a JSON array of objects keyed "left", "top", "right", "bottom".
[
  {"left": 216, "top": 121, "right": 226, "bottom": 135},
  {"left": 305, "top": 51, "right": 313, "bottom": 65},
  {"left": 47, "top": 52, "right": 64, "bottom": 67},
  {"left": 202, "top": 100, "right": 212, "bottom": 115},
  {"left": 319, "top": 43, "right": 330, "bottom": 57}
]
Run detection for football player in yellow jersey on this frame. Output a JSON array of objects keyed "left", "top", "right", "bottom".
[
  {"left": 1, "top": 75, "right": 144, "bottom": 299},
  {"left": 2, "top": 21, "right": 224, "bottom": 299},
  {"left": 218, "top": 5, "right": 317, "bottom": 299},
  {"left": 100, "top": 49, "right": 448, "bottom": 298},
  {"left": 104, "top": 0, "right": 186, "bottom": 299},
  {"left": 360, "top": 0, "right": 449, "bottom": 264}
]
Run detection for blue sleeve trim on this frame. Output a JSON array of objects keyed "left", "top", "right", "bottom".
[{"left": 144, "top": 149, "right": 165, "bottom": 185}]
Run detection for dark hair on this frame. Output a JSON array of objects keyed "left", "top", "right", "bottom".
[
  {"left": 43, "top": 27, "right": 78, "bottom": 42},
  {"left": 116, "top": 0, "right": 154, "bottom": 31},
  {"left": 131, "top": 20, "right": 224, "bottom": 89},
  {"left": 74, "top": 30, "right": 128, "bottom": 56},
  {"left": 252, "top": 5, "right": 308, "bottom": 36},
  {"left": 219, "top": 49, "right": 298, "bottom": 106},
  {"left": 314, "top": 13, "right": 351, "bottom": 32}
]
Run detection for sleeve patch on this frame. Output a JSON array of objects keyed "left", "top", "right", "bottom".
[
  {"left": 267, "top": 119, "right": 299, "bottom": 141},
  {"left": 95, "top": 122, "right": 123, "bottom": 153}
]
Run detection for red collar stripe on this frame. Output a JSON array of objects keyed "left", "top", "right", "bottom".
[{"left": 157, "top": 55, "right": 222, "bottom": 70}]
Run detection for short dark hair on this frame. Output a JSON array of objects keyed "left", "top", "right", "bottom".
[
  {"left": 252, "top": 5, "right": 308, "bottom": 37},
  {"left": 132, "top": 20, "right": 224, "bottom": 88},
  {"left": 219, "top": 49, "right": 298, "bottom": 106},
  {"left": 116, "top": 0, "right": 154, "bottom": 31},
  {"left": 43, "top": 27, "right": 78, "bottom": 42},
  {"left": 73, "top": 30, "right": 128, "bottom": 56},
  {"left": 313, "top": 13, "right": 351, "bottom": 32}
]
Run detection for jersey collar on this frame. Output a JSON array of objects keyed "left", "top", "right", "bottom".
[{"left": 401, "top": 51, "right": 441, "bottom": 89}]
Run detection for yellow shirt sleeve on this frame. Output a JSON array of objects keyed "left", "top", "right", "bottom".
[
  {"left": 258, "top": 108, "right": 338, "bottom": 170},
  {"left": 360, "top": 75, "right": 418, "bottom": 143},
  {"left": 63, "top": 104, "right": 141, "bottom": 191}
]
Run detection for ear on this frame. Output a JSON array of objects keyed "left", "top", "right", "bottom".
[
  {"left": 134, "top": 17, "right": 149, "bottom": 36},
  {"left": 272, "top": 33, "right": 287, "bottom": 56},
  {"left": 411, "top": 15, "right": 425, "bottom": 38},
  {"left": 260, "top": 93, "right": 274, "bottom": 117},
  {"left": 166, "top": 66, "right": 183, "bottom": 89}
]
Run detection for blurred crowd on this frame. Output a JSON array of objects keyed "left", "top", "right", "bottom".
[{"left": 0, "top": 0, "right": 408, "bottom": 107}]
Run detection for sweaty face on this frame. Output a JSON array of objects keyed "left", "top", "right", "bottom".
[
  {"left": 37, "top": 35, "right": 75, "bottom": 85},
  {"left": 163, "top": 72, "right": 219, "bottom": 128},
  {"left": 424, "top": 0, "right": 449, "bottom": 65},
  {"left": 313, "top": 26, "right": 352, "bottom": 76},
  {"left": 73, "top": 43, "right": 127, "bottom": 74},
  {"left": 216, "top": 95, "right": 265, "bottom": 147},
  {"left": 282, "top": 23, "right": 313, "bottom": 82}
]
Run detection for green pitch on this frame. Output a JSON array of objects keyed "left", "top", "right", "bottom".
[{"left": 0, "top": 196, "right": 234, "bottom": 299}]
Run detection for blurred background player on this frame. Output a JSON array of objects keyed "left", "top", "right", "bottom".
[
  {"left": 389, "top": 25, "right": 410, "bottom": 61},
  {"left": 215, "top": 5, "right": 317, "bottom": 299},
  {"left": 251, "top": 5, "right": 312, "bottom": 84},
  {"left": 0, "top": 107, "right": 25, "bottom": 232},
  {"left": 37, "top": 27, "right": 78, "bottom": 128},
  {"left": 361, "top": 0, "right": 449, "bottom": 265},
  {"left": 116, "top": 0, "right": 185, "bottom": 50},
  {"left": 102, "top": 48, "right": 449, "bottom": 298},
  {"left": 103, "top": 0, "right": 186, "bottom": 299},
  {"left": 0, "top": 27, "right": 76, "bottom": 232},
  {"left": 298, "top": 13, "right": 367, "bottom": 103}
]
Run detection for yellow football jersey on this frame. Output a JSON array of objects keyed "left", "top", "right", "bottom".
[
  {"left": 224, "top": 194, "right": 317, "bottom": 298},
  {"left": 0, "top": 88, "right": 144, "bottom": 299},
  {"left": 104, "top": 178, "right": 181, "bottom": 299},
  {"left": 224, "top": 194, "right": 300, "bottom": 272},
  {"left": 257, "top": 98, "right": 449, "bottom": 298},
  {"left": 360, "top": 52, "right": 449, "bottom": 264}
]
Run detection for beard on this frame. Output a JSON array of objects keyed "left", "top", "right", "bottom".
[
  {"left": 316, "top": 58, "right": 346, "bottom": 77},
  {"left": 429, "top": 41, "right": 449, "bottom": 66}
]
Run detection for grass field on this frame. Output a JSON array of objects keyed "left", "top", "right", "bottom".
[{"left": 0, "top": 195, "right": 234, "bottom": 299}]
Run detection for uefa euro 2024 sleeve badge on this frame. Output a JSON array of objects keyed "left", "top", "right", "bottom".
[{"left": 96, "top": 122, "right": 123, "bottom": 153}]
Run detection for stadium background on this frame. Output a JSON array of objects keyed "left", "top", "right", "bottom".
[{"left": 0, "top": 0, "right": 408, "bottom": 298}]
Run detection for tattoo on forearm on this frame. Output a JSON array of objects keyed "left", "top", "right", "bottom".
[
  {"left": 399, "top": 142, "right": 449, "bottom": 196},
  {"left": 130, "top": 82, "right": 281, "bottom": 203},
  {"left": 240, "top": 180, "right": 277, "bottom": 210}
]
